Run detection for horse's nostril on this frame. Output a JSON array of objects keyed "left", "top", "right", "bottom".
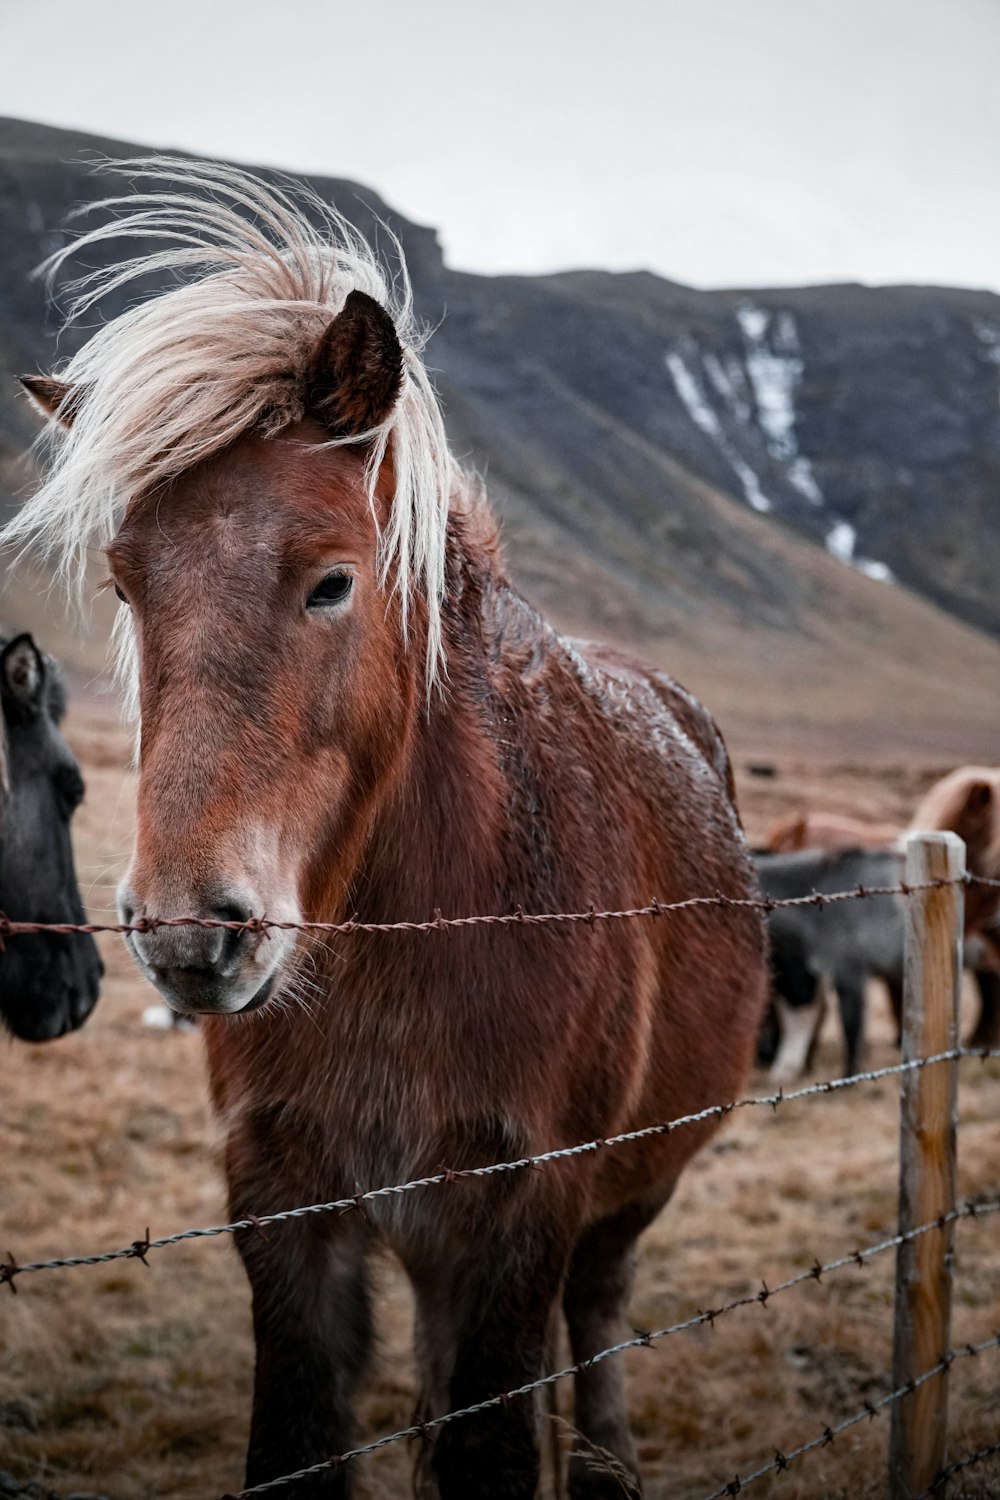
[
  {"left": 214, "top": 899, "right": 254, "bottom": 926},
  {"left": 212, "top": 899, "right": 255, "bottom": 973},
  {"left": 123, "top": 888, "right": 259, "bottom": 987}
]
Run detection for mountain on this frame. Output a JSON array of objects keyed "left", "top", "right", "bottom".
[{"left": 1, "top": 116, "right": 997, "bottom": 762}]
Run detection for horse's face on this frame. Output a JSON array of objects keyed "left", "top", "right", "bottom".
[
  {"left": 911, "top": 767, "right": 1000, "bottom": 938},
  {"left": 112, "top": 423, "right": 417, "bottom": 1015},
  {"left": 0, "top": 635, "right": 103, "bottom": 1041}
]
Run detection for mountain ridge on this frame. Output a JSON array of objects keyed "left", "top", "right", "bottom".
[{"left": 1, "top": 116, "right": 997, "bottom": 762}]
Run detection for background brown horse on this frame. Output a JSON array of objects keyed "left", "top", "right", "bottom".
[
  {"left": 11, "top": 162, "right": 767, "bottom": 1499},
  {"left": 763, "top": 809, "right": 903, "bottom": 853},
  {"left": 909, "top": 767, "right": 1000, "bottom": 944}
]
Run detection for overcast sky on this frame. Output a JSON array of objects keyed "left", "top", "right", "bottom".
[{"left": 3, "top": 0, "right": 999, "bottom": 291}]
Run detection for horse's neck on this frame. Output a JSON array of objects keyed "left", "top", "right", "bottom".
[{"left": 354, "top": 682, "right": 505, "bottom": 924}]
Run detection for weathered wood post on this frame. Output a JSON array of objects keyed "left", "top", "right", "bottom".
[{"left": 889, "top": 831, "right": 965, "bottom": 1498}]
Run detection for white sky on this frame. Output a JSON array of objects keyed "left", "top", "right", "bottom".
[{"left": 3, "top": 0, "right": 999, "bottom": 291}]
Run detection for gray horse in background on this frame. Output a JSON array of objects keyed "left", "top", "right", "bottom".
[
  {"left": 756, "top": 847, "right": 998, "bottom": 1081},
  {"left": 757, "top": 849, "right": 904, "bottom": 1081}
]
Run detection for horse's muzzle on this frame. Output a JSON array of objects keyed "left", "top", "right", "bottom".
[
  {"left": 0, "top": 930, "right": 103, "bottom": 1042},
  {"left": 119, "top": 884, "right": 285, "bottom": 1014}
]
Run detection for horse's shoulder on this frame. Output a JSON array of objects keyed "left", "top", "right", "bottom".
[
  {"left": 471, "top": 579, "right": 734, "bottom": 799},
  {"left": 556, "top": 638, "right": 735, "bottom": 796}
]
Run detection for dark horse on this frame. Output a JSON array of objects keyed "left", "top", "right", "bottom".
[
  {"left": 11, "top": 162, "right": 767, "bottom": 1499},
  {"left": 0, "top": 631, "right": 102, "bottom": 1040}
]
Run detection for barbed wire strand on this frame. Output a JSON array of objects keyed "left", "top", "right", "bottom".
[
  {"left": 914, "top": 1437, "right": 1000, "bottom": 1499},
  {"left": 1, "top": 873, "right": 998, "bottom": 943},
  {"left": 225, "top": 1226, "right": 1000, "bottom": 1498},
  {"left": 5, "top": 1047, "right": 997, "bottom": 1289},
  {"left": 699, "top": 1334, "right": 1000, "bottom": 1500}
]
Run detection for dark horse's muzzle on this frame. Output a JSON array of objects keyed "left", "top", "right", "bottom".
[{"left": 0, "top": 928, "right": 103, "bottom": 1042}]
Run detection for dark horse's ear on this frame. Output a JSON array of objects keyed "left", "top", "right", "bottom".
[
  {"left": 18, "top": 375, "right": 80, "bottom": 429},
  {"left": 304, "top": 290, "right": 404, "bottom": 437},
  {"left": 1, "top": 634, "right": 46, "bottom": 714}
]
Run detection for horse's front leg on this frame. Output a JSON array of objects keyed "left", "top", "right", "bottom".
[
  {"left": 233, "top": 1205, "right": 372, "bottom": 1498},
  {"left": 410, "top": 1218, "right": 571, "bottom": 1500},
  {"left": 562, "top": 1198, "right": 667, "bottom": 1499}
]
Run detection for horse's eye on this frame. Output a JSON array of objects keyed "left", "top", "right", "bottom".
[
  {"left": 307, "top": 571, "right": 354, "bottom": 609},
  {"left": 114, "top": 584, "right": 128, "bottom": 605}
]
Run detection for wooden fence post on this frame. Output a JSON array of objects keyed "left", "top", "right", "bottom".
[{"left": 889, "top": 831, "right": 965, "bottom": 1499}]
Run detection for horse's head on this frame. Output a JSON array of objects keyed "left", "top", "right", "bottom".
[
  {"left": 110, "top": 417, "right": 418, "bottom": 1016},
  {"left": 0, "top": 633, "right": 103, "bottom": 1040},
  {"left": 9, "top": 163, "right": 456, "bottom": 1018},
  {"left": 910, "top": 766, "right": 1000, "bottom": 936}
]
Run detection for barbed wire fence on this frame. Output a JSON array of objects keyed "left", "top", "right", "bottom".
[
  {"left": 0, "top": 1046, "right": 988, "bottom": 1286},
  {"left": 1, "top": 836, "right": 998, "bottom": 1497},
  {"left": 2, "top": 870, "right": 998, "bottom": 943}
]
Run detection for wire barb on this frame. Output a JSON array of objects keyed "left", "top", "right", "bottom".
[
  {"left": 0, "top": 1251, "right": 21, "bottom": 1294},
  {"left": 130, "top": 1229, "right": 152, "bottom": 1266},
  {"left": 243, "top": 1213, "right": 270, "bottom": 1244}
]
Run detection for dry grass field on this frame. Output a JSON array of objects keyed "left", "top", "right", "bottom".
[{"left": 1, "top": 699, "right": 998, "bottom": 1500}]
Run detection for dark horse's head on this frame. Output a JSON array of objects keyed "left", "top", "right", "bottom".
[
  {"left": 10, "top": 162, "right": 459, "bottom": 1019},
  {"left": 0, "top": 633, "right": 103, "bottom": 1040}
]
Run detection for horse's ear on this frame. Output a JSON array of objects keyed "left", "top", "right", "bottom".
[
  {"left": 1, "top": 634, "right": 46, "bottom": 713},
  {"left": 18, "top": 375, "right": 80, "bottom": 429},
  {"left": 304, "top": 290, "right": 404, "bottom": 438}
]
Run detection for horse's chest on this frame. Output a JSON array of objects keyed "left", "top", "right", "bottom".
[{"left": 220, "top": 1003, "right": 538, "bottom": 1196}]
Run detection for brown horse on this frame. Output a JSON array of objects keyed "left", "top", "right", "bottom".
[
  {"left": 909, "top": 767, "right": 1000, "bottom": 944},
  {"left": 764, "top": 810, "right": 902, "bottom": 854},
  {"left": 9, "top": 162, "right": 767, "bottom": 1500}
]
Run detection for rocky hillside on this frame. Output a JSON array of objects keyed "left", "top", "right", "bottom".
[{"left": 1, "top": 116, "right": 998, "bottom": 760}]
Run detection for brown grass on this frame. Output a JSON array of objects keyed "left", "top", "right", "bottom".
[{"left": 1, "top": 704, "right": 998, "bottom": 1499}]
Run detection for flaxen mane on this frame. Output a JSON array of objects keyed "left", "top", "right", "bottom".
[{"left": 4, "top": 159, "right": 457, "bottom": 681}]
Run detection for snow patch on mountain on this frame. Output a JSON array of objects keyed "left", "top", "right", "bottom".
[
  {"left": 702, "top": 352, "right": 753, "bottom": 423},
  {"left": 668, "top": 312, "right": 893, "bottom": 582},
  {"left": 826, "top": 521, "right": 856, "bottom": 564},
  {"left": 974, "top": 320, "right": 1000, "bottom": 365},
  {"left": 665, "top": 302, "right": 825, "bottom": 514},
  {"left": 825, "top": 521, "right": 894, "bottom": 583},
  {"left": 736, "top": 302, "right": 823, "bottom": 503},
  {"left": 974, "top": 321, "right": 1000, "bottom": 420},
  {"left": 786, "top": 455, "right": 823, "bottom": 505},
  {"left": 665, "top": 350, "right": 772, "bottom": 512}
]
